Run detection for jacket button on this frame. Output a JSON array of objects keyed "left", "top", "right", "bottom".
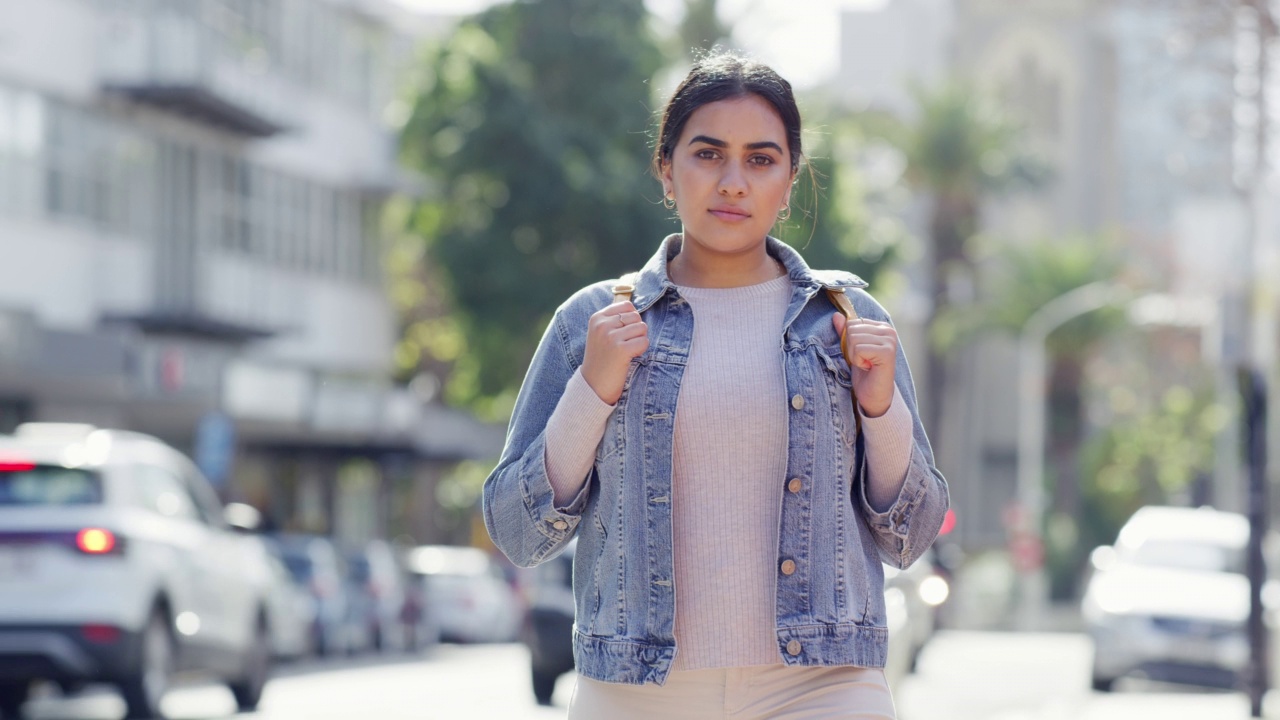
[
  {"left": 786, "top": 640, "right": 802, "bottom": 656},
  {"left": 552, "top": 520, "right": 568, "bottom": 531},
  {"left": 790, "top": 394, "right": 805, "bottom": 410},
  {"left": 787, "top": 478, "right": 803, "bottom": 494},
  {"left": 780, "top": 559, "right": 797, "bottom": 576}
]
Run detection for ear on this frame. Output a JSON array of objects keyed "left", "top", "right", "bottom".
[
  {"left": 661, "top": 159, "right": 674, "bottom": 198},
  {"left": 782, "top": 168, "right": 797, "bottom": 208}
]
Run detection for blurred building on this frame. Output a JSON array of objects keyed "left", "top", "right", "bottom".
[
  {"left": 0, "top": 0, "right": 502, "bottom": 544},
  {"left": 836, "top": 0, "right": 1273, "bottom": 553},
  {"left": 835, "top": 0, "right": 955, "bottom": 119}
]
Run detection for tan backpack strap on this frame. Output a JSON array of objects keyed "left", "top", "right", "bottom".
[
  {"left": 825, "top": 287, "right": 863, "bottom": 435},
  {"left": 611, "top": 272, "right": 637, "bottom": 304}
]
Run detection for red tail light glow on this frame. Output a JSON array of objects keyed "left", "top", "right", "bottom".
[
  {"left": 81, "top": 624, "right": 122, "bottom": 643},
  {"left": 0, "top": 457, "right": 36, "bottom": 472},
  {"left": 938, "top": 509, "right": 957, "bottom": 536},
  {"left": 76, "top": 528, "right": 117, "bottom": 554}
]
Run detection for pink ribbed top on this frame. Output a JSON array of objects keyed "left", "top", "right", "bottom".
[{"left": 544, "top": 276, "right": 914, "bottom": 670}]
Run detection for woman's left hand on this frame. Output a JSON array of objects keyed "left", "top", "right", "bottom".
[{"left": 831, "top": 313, "right": 898, "bottom": 418}]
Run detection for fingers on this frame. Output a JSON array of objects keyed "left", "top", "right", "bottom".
[
  {"left": 832, "top": 313, "right": 896, "bottom": 371},
  {"left": 589, "top": 302, "right": 648, "bottom": 359}
]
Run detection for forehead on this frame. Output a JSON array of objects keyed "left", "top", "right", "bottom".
[{"left": 679, "top": 94, "right": 787, "bottom": 145}]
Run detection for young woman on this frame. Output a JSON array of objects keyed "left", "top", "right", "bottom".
[{"left": 483, "top": 51, "right": 949, "bottom": 719}]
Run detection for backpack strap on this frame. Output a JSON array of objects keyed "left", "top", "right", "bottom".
[
  {"left": 611, "top": 273, "right": 637, "bottom": 304},
  {"left": 824, "top": 287, "right": 863, "bottom": 436}
]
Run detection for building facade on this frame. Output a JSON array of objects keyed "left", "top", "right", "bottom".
[{"left": 0, "top": 0, "right": 502, "bottom": 545}]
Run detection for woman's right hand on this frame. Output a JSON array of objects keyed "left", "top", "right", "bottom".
[{"left": 581, "top": 301, "right": 648, "bottom": 405}]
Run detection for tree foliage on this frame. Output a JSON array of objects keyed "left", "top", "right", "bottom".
[{"left": 400, "top": 0, "right": 669, "bottom": 415}]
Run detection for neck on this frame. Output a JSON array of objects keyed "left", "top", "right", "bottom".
[{"left": 668, "top": 236, "right": 784, "bottom": 288}]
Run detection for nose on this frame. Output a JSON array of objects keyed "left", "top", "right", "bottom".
[{"left": 718, "top": 161, "right": 747, "bottom": 197}]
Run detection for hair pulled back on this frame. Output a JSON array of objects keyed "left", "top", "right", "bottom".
[{"left": 653, "top": 51, "right": 803, "bottom": 178}]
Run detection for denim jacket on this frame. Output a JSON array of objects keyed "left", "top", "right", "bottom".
[{"left": 483, "top": 235, "right": 949, "bottom": 685}]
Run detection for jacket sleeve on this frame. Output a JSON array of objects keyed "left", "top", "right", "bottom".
[
  {"left": 852, "top": 296, "right": 950, "bottom": 570},
  {"left": 482, "top": 310, "right": 590, "bottom": 568}
]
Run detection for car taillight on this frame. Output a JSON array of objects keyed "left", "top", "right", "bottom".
[
  {"left": 81, "top": 624, "right": 121, "bottom": 643},
  {"left": 938, "top": 509, "right": 956, "bottom": 536},
  {"left": 0, "top": 457, "right": 36, "bottom": 472},
  {"left": 75, "top": 528, "right": 119, "bottom": 555}
]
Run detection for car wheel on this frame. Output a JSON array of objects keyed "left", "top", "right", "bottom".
[
  {"left": 531, "top": 666, "right": 558, "bottom": 706},
  {"left": 228, "top": 615, "right": 272, "bottom": 711},
  {"left": 0, "top": 680, "right": 29, "bottom": 718},
  {"left": 120, "top": 610, "right": 174, "bottom": 719},
  {"left": 1090, "top": 674, "right": 1115, "bottom": 693}
]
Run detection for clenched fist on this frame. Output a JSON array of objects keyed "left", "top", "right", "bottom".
[
  {"left": 832, "top": 313, "right": 898, "bottom": 418},
  {"left": 582, "top": 301, "right": 649, "bottom": 405}
]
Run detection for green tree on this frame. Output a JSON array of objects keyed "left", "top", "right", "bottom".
[
  {"left": 1079, "top": 353, "right": 1228, "bottom": 575},
  {"left": 400, "top": 0, "right": 669, "bottom": 417}
]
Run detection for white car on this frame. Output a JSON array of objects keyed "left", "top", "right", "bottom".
[
  {"left": 1082, "top": 505, "right": 1261, "bottom": 692},
  {"left": 0, "top": 423, "right": 277, "bottom": 719},
  {"left": 405, "top": 545, "right": 521, "bottom": 644}
]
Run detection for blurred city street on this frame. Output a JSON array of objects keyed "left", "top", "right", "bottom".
[
  {"left": 13, "top": 631, "right": 1270, "bottom": 720},
  {"left": 3, "top": 0, "right": 1280, "bottom": 717}
]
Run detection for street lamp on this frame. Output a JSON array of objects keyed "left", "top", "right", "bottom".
[
  {"left": 1015, "top": 285, "right": 1221, "bottom": 630},
  {"left": 1014, "top": 281, "right": 1130, "bottom": 630}
]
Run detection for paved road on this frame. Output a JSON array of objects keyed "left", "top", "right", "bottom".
[
  {"left": 18, "top": 633, "right": 1275, "bottom": 719},
  {"left": 897, "top": 631, "right": 1263, "bottom": 720}
]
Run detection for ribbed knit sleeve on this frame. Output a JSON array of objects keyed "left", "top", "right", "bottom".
[
  {"left": 544, "top": 368, "right": 615, "bottom": 508},
  {"left": 859, "top": 386, "right": 914, "bottom": 512}
]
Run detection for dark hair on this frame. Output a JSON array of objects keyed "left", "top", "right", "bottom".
[{"left": 652, "top": 51, "right": 803, "bottom": 178}]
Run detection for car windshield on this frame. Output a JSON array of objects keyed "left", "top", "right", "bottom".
[
  {"left": 347, "top": 557, "right": 371, "bottom": 583},
  {"left": 1127, "top": 538, "right": 1245, "bottom": 575},
  {"left": 0, "top": 466, "right": 101, "bottom": 506},
  {"left": 281, "top": 555, "right": 315, "bottom": 582}
]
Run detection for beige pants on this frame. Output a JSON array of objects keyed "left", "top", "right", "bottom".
[{"left": 568, "top": 664, "right": 896, "bottom": 720}]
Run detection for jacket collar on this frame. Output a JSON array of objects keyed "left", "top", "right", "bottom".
[{"left": 628, "top": 234, "right": 867, "bottom": 313}]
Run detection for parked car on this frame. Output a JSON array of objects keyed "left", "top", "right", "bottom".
[
  {"left": 405, "top": 545, "right": 521, "bottom": 644},
  {"left": 261, "top": 548, "right": 316, "bottom": 660},
  {"left": 267, "top": 533, "right": 366, "bottom": 657},
  {"left": 344, "top": 540, "right": 408, "bottom": 653},
  {"left": 0, "top": 423, "right": 275, "bottom": 719},
  {"left": 521, "top": 540, "right": 576, "bottom": 705},
  {"left": 1082, "top": 505, "right": 1257, "bottom": 691}
]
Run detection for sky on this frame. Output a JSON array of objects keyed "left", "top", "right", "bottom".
[{"left": 392, "top": 0, "right": 889, "bottom": 89}]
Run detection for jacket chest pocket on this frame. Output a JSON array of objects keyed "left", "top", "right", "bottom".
[{"left": 816, "top": 343, "right": 857, "bottom": 450}]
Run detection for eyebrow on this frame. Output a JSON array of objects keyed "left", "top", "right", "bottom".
[{"left": 687, "top": 135, "right": 784, "bottom": 154}]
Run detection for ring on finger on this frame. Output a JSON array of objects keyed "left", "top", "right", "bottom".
[{"left": 617, "top": 315, "right": 627, "bottom": 328}]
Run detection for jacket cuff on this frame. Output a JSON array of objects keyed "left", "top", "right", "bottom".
[
  {"left": 859, "top": 444, "right": 932, "bottom": 544},
  {"left": 516, "top": 434, "right": 588, "bottom": 547}
]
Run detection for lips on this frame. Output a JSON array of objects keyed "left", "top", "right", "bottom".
[{"left": 709, "top": 206, "right": 751, "bottom": 222}]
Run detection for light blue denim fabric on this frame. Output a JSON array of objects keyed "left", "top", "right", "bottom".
[{"left": 483, "top": 234, "right": 949, "bottom": 686}]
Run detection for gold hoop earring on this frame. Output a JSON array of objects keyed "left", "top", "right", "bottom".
[
  {"left": 778, "top": 206, "right": 791, "bottom": 222},
  {"left": 663, "top": 195, "right": 676, "bottom": 210}
]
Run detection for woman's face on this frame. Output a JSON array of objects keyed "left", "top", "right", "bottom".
[{"left": 661, "top": 94, "right": 796, "bottom": 259}]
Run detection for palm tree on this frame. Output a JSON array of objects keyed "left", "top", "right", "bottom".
[{"left": 893, "top": 80, "right": 1046, "bottom": 444}]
